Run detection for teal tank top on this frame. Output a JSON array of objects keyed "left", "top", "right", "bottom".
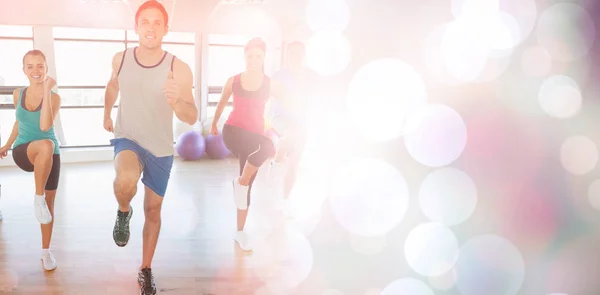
[{"left": 13, "top": 88, "right": 60, "bottom": 154}]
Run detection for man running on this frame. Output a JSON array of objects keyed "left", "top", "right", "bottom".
[{"left": 103, "top": 1, "right": 197, "bottom": 294}]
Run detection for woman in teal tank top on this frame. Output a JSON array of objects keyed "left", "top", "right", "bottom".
[{"left": 0, "top": 50, "right": 62, "bottom": 271}]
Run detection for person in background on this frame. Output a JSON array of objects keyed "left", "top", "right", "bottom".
[{"left": 268, "top": 41, "right": 317, "bottom": 215}]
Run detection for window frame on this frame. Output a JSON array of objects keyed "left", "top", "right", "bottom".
[{"left": 0, "top": 27, "right": 34, "bottom": 109}]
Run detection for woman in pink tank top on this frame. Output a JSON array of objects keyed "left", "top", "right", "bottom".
[{"left": 209, "top": 38, "right": 289, "bottom": 251}]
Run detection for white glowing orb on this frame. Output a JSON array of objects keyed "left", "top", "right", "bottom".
[
  {"left": 404, "top": 223, "right": 460, "bottom": 277},
  {"left": 251, "top": 228, "right": 314, "bottom": 290},
  {"left": 419, "top": 167, "right": 477, "bottom": 226},
  {"left": 305, "top": 31, "right": 351, "bottom": 76},
  {"left": 404, "top": 104, "right": 467, "bottom": 167},
  {"left": 455, "top": 235, "right": 525, "bottom": 295},
  {"left": 440, "top": 19, "right": 489, "bottom": 82},
  {"left": 588, "top": 179, "right": 600, "bottom": 212},
  {"left": 452, "top": 0, "right": 537, "bottom": 45},
  {"left": 428, "top": 268, "right": 457, "bottom": 291},
  {"left": 538, "top": 75, "right": 582, "bottom": 119},
  {"left": 537, "top": 3, "right": 596, "bottom": 62},
  {"left": 305, "top": 0, "right": 351, "bottom": 32},
  {"left": 330, "top": 158, "right": 409, "bottom": 237},
  {"left": 346, "top": 58, "right": 427, "bottom": 142},
  {"left": 560, "top": 136, "right": 598, "bottom": 175},
  {"left": 381, "top": 278, "right": 435, "bottom": 295}
]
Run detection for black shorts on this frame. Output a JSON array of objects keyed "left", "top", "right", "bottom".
[{"left": 12, "top": 142, "right": 61, "bottom": 191}]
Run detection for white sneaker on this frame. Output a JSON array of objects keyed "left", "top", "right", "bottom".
[
  {"left": 234, "top": 231, "right": 252, "bottom": 251},
  {"left": 34, "top": 195, "right": 52, "bottom": 224},
  {"left": 41, "top": 250, "right": 57, "bottom": 271},
  {"left": 232, "top": 178, "right": 249, "bottom": 210}
]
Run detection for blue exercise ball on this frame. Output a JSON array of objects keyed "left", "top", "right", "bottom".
[
  {"left": 205, "top": 134, "right": 230, "bottom": 159},
  {"left": 176, "top": 131, "right": 205, "bottom": 161}
]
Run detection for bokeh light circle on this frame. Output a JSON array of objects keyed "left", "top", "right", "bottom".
[
  {"left": 536, "top": 3, "right": 596, "bottom": 62},
  {"left": 381, "top": 278, "right": 435, "bottom": 295},
  {"left": 455, "top": 235, "right": 525, "bottom": 295},
  {"left": 560, "top": 135, "right": 598, "bottom": 175},
  {"left": 346, "top": 58, "right": 427, "bottom": 142},
  {"left": 418, "top": 167, "right": 477, "bottom": 226},
  {"left": 329, "top": 158, "right": 409, "bottom": 237},
  {"left": 404, "top": 104, "right": 467, "bottom": 167},
  {"left": 305, "top": 31, "right": 351, "bottom": 76},
  {"left": 404, "top": 223, "right": 460, "bottom": 277},
  {"left": 538, "top": 75, "right": 582, "bottom": 119}
]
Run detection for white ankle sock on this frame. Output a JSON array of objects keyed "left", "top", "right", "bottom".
[
  {"left": 35, "top": 194, "right": 45, "bottom": 202},
  {"left": 42, "top": 248, "right": 50, "bottom": 255}
]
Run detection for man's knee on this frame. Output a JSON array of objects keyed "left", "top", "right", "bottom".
[
  {"left": 144, "top": 191, "right": 163, "bottom": 223},
  {"left": 114, "top": 173, "right": 139, "bottom": 197}
]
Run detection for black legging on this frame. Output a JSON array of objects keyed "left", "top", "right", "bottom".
[
  {"left": 222, "top": 124, "right": 275, "bottom": 205},
  {"left": 12, "top": 142, "right": 61, "bottom": 191}
]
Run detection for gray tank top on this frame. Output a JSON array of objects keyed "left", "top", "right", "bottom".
[{"left": 115, "top": 47, "right": 175, "bottom": 157}]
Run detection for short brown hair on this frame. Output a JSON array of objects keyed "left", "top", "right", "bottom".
[
  {"left": 244, "top": 37, "right": 266, "bottom": 53},
  {"left": 22, "top": 49, "right": 47, "bottom": 65},
  {"left": 135, "top": 0, "right": 169, "bottom": 26}
]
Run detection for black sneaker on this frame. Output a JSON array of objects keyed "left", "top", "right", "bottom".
[
  {"left": 113, "top": 206, "right": 133, "bottom": 247},
  {"left": 138, "top": 267, "right": 157, "bottom": 295}
]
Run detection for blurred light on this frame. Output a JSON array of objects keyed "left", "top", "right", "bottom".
[
  {"left": 440, "top": 19, "right": 489, "bottom": 82},
  {"left": 221, "top": 0, "right": 267, "bottom": 4},
  {"left": 452, "top": 0, "right": 537, "bottom": 46},
  {"left": 329, "top": 158, "right": 409, "bottom": 237},
  {"left": 545, "top": 234, "right": 600, "bottom": 294},
  {"left": 428, "top": 268, "right": 457, "bottom": 291},
  {"left": 305, "top": 31, "right": 351, "bottom": 76},
  {"left": 521, "top": 46, "right": 552, "bottom": 77},
  {"left": 381, "top": 278, "right": 435, "bottom": 295},
  {"left": 404, "top": 223, "right": 459, "bottom": 277},
  {"left": 588, "top": 179, "right": 600, "bottom": 212},
  {"left": 560, "top": 136, "right": 598, "bottom": 175},
  {"left": 349, "top": 234, "right": 387, "bottom": 256},
  {"left": 305, "top": 0, "right": 350, "bottom": 32},
  {"left": 404, "top": 104, "right": 467, "bottom": 167},
  {"left": 419, "top": 167, "right": 477, "bottom": 226},
  {"left": 346, "top": 58, "right": 427, "bottom": 142},
  {"left": 536, "top": 3, "right": 596, "bottom": 62},
  {"left": 251, "top": 228, "right": 314, "bottom": 290},
  {"left": 538, "top": 75, "right": 581, "bottom": 119},
  {"left": 455, "top": 235, "right": 525, "bottom": 295}
]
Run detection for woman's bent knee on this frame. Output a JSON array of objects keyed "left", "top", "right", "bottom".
[{"left": 35, "top": 139, "right": 55, "bottom": 155}]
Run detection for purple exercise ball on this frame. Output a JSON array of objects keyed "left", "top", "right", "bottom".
[
  {"left": 205, "top": 134, "right": 230, "bottom": 159},
  {"left": 176, "top": 131, "right": 206, "bottom": 161}
]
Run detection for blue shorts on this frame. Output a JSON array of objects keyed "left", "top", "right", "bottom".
[{"left": 110, "top": 138, "right": 174, "bottom": 197}]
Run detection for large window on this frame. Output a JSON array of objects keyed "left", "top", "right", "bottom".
[
  {"left": 0, "top": 26, "right": 34, "bottom": 144},
  {"left": 207, "top": 45, "right": 245, "bottom": 87},
  {"left": 206, "top": 34, "right": 252, "bottom": 118}
]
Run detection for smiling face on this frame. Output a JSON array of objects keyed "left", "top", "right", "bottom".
[
  {"left": 135, "top": 7, "right": 168, "bottom": 50},
  {"left": 245, "top": 47, "right": 265, "bottom": 72},
  {"left": 22, "top": 52, "right": 47, "bottom": 85}
]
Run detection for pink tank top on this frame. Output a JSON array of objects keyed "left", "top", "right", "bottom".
[{"left": 225, "top": 73, "right": 271, "bottom": 135}]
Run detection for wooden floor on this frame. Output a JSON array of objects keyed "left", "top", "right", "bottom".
[{"left": 0, "top": 158, "right": 335, "bottom": 295}]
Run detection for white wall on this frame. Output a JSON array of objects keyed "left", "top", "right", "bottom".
[
  {"left": 207, "top": 5, "right": 283, "bottom": 75},
  {"left": 0, "top": 0, "right": 217, "bottom": 32}
]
